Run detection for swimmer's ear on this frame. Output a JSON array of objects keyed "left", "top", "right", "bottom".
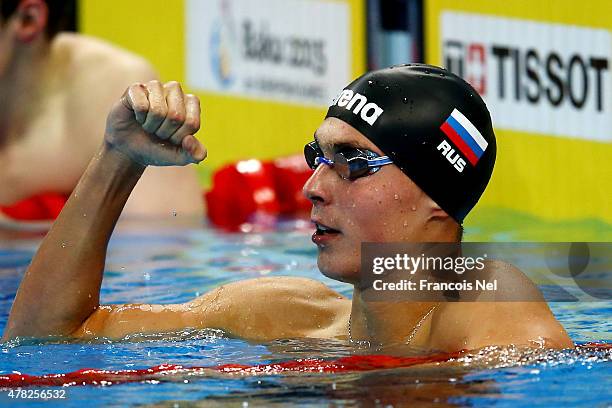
[
  {"left": 425, "top": 196, "right": 451, "bottom": 222},
  {"left": 14, "top": 0, "right": 48, "bottom": 43},
  {"left": 425, "top": 198, "right": 462, "bottom": 241}
]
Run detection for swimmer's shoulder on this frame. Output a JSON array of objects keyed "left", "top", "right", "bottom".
[
  {"left": 188, "top": 277, "right": 350, "bottom": 341},
  {"left": 430, "top": 260, "right": 573, "bottom": 351},
  {"left": 476, "top": 259, "right": 545, "bottom": 302}
]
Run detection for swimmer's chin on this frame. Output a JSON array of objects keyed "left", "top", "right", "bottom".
[{"left": 317, "top": 257, "right": 360, "bottom": 284}]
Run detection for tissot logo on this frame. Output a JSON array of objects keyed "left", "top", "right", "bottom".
[
  {"left": 444, "top": 40, "right": 608, "bottom": 112},
  {"left": 331, "top": 89, "right": 384, "bottom": 125},
  {"left": 441, "top": 12, "right": 612, "bottom": 142}
]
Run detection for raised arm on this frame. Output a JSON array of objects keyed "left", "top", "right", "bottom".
[{"left": 2, "top": 81, "right": 206, "bottom": 341}]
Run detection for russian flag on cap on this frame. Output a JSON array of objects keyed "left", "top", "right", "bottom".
[{"left": 439, "top": 109, "right": 488, "bottom": 166}]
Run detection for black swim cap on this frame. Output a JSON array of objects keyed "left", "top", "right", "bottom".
[{"left": 325, "top": 64, "right": 496, "bottom": 222}]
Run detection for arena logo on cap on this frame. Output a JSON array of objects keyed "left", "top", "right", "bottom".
[
  {"left": 438, "top": 108, "right": 488, "bottom": 173},
  {"left": 331, "top": 89, "right": 384, "bottom": 125}
]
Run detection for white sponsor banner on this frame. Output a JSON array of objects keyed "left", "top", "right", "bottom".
[
  {"left": 441, "top": 12, "right": 612, "bottom": 142},
  {"left": 186, "top": 0, "right": 350, "bottom": 107}
]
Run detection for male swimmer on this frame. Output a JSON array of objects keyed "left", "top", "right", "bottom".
[
  {"left": 2, "top": 65, "right": 574, "bottom": 352},
  {"left": 0, "top": 0, "right": 202, "bottom": 222}
]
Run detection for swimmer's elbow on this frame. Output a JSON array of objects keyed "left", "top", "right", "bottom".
[
  {"left": 71, "top": 304, "right": 149, "bottom": 340},
  {"left": 71, "top": 303, "right": 198, "bottom": 340},
  {"left": 71, "top": 306, "right": 113, "bottom": 339}
]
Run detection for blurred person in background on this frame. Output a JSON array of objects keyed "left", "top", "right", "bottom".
[{"left": 0, "top": 0, "right": 203, "bottom": 225}]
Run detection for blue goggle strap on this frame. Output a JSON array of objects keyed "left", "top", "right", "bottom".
[
  {"left": 314, "top": 156, "right": 334, "bottom": 166},
  {"left": 367, "top": 156, "right": 393, "bottom": 167}
]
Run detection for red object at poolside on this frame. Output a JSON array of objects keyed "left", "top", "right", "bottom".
[
  {"left": 0, "top": 192, "right": 69, "bottom": 221},
  {"left": 205, "top": 154, "right": 313, "bottom": 230},
  {"left": 271, "top": 154, "right": 312, "bottom": 214},
  {"left": 0, "top": 155, "right": 311, "bottom": 225}
]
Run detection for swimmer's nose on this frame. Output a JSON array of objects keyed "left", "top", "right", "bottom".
[{"left": 303, "top": 164, "right": 332, "bottom": 205}]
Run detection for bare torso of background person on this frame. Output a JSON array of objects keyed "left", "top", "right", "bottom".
[{"left": 0, "top": 33, "right": 204, "bottom": 225}]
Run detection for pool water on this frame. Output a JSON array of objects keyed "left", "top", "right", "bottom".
[{"left": 0, "top": 214, "right": 611, "bottom": 407}]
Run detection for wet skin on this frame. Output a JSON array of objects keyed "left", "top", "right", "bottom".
[
  {"left": 305, "top": 117, "right": 457, "bottom": 284},
  {"left": 2, "top": 82, "right": 574, "bottom": 352}
]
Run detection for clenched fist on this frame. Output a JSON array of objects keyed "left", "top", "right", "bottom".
[{"left": 104, "top": 80, "right": 207, "bottom": 166}]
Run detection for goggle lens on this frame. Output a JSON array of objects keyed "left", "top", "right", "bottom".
[
  {"left": 303, "top": 141, "right": 391, "bottom": 180},
  {"left": 334, "top": 149, "right": 369, "bottom": 179},
  {"left": 304, "top": 142, "right": 322, "bottom": 170}
]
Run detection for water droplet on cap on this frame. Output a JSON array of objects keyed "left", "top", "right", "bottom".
[{"left": 403, "top": 97, "right": 408, "bottom": 104}]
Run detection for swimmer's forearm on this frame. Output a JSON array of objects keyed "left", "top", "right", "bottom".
[
  {"left": 4, "top": 80, "right": 204, "bottom": 341},
  {"left": 3, "top": 144, "right": 145, "bottom": 340}
]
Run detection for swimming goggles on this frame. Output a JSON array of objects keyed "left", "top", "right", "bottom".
[{"left": 304, "top": 141, "right": 393, "bottom": 180}]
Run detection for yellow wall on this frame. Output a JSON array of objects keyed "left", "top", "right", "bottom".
[
  {"left": 425, "top": 0, "right": 612, "bottom": 223},
  {"left": 80, "top": 0, "right": 366, "bottom": 187},
  {"left": 80, "top": 0, "right": 610, "bottom": 224}
]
